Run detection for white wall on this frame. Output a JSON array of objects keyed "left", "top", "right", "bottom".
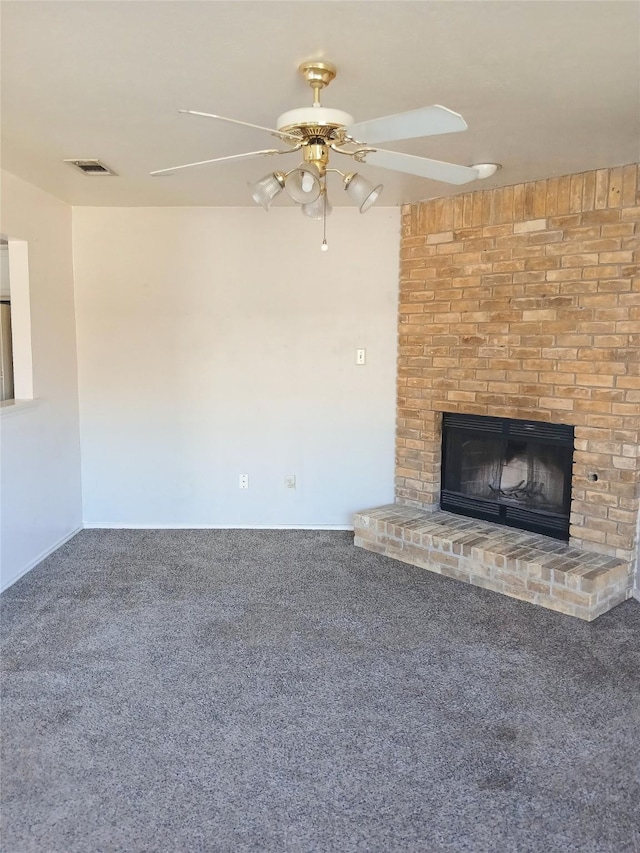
[
  {"left": 73, "top": 206, "right": 399, "bottom": 527},
  {"left": 0, "top": 171, "right": 83, "bottom": 590}
]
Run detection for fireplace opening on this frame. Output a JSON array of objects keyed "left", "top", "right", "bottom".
[{"left": 441, "top": 413, "right": 574, "bottom": 540}]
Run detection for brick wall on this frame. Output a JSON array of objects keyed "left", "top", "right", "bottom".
[{"left": 396, "top": 164, "right": 640, "bottom": 571}]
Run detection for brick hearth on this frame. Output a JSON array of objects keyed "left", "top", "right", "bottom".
[
  {"left": 354, "top": 505, "right": 629, "bottom": 621},
  {"left": 356, "top": 164, "right": 640, "bottom": 620}
]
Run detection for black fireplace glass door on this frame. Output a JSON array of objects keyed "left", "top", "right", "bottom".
[{"left": 444, "top": 434, "right": 569, "bottom": 515}]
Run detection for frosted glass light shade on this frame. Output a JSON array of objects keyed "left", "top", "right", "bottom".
[
  {"left": 344, "top": 173, "right": 383, "bottom": 213},
  {"left": 248, "top": 172, "right": 285, "bottom": 210},
  {"left": 285, "top": 163, "right": 321, "bottom": 204},
  {"left": 301, "top": 192, "right": 332, "bottom": 220}
]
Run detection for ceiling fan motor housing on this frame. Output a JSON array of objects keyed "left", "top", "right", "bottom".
[
  {"left": 277, "top": 107, "right": 355, "bottom": 175},
  {"left": 277, "top": 106, "right": 354, "bottom": 135}
]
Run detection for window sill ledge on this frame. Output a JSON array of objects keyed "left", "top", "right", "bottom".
[{"left": 0, "top": 398, "right": 39, "bottom": 418}]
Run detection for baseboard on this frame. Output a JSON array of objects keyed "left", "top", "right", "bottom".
[
  {"left": 0, "top": 526, "right": 83, "bottom": 593},
  {"left": 633, "top": 588, "right": 640, "bottom": 603},
  {"left": 83, "top": 522, "right": 354, "bottom": 530}
]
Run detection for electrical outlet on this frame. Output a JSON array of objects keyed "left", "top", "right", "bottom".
[
  {"left": 285, "top": 475, "right": 296, "bottom": 489},
  {"left": 239, "top": 473, "right": 249, "bottom": 489},
  {"left": 356, "top": 348, "right": 366, "bottom": 365}
]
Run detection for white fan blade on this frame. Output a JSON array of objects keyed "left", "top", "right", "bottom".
[
  {"left": 150, "top": 149, "right": 282, "bottom": 176},
  {"left": 178, "top": 110, "right": 302, "bottom": 143},
  {"left": 346, "top": 105, "right": 467, "bottom": 144},
  {"left": 360, "top": 149, "right": 478, "bottom": 185}
]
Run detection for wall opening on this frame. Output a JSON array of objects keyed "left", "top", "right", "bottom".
[{"left": 0, "top": 236, "right": 34, "bottom": 406}]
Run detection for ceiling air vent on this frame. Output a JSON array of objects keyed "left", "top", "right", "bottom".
[{"left": 64, "top": 159, "right": 117, "bottom": 176}]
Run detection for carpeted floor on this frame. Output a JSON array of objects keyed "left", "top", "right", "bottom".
[{"left": 1, "top": 529, "right": 639, "bottom": 853}]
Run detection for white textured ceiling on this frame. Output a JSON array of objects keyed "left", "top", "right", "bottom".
[{"left": 1, "top": 1, "right": 638, "bottom": 207}]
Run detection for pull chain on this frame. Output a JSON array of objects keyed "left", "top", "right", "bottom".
[{"left": 321, "top": 180, "right": 328, "bottom": 252}]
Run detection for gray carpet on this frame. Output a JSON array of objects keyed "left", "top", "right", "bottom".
[{"left": 1, "top": 529, "right": 639, "bottom": 853}]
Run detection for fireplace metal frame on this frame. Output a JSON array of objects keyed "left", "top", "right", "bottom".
[{"left": 440, "top": 413, "right": 574, "bottom": 540}]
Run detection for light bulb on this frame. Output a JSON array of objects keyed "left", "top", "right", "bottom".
[
  {"left": 320, "top": 240, "right": 329, "bottom": 252},
  {"left": 284, "top": 164, "right": 321, "bottom": 204}
]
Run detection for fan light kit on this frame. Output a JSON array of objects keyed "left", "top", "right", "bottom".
[{"left": 152, "top": 61, "right": 498, "bottom": 250}]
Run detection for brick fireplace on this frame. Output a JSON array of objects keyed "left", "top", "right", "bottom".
[{"left": 355, "top": 164, "right": 640, "bottom": 620}]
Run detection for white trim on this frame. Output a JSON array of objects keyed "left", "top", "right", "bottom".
[
  {"left": 84, "top": 522, "right": 354, "bottom": 530},
  {"left": 7, "top": 239, "right": 33, "bottom": 401},
  {"left": 0, "top": 398, "right": 39, "bottom": 418},
  {"left": 0, "top": 526, "right": 83, "bottom": 593},
  {"left": 632, "top": 588, "right": 640, "bottom": 603}
]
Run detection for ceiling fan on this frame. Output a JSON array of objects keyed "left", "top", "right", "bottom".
[{"left": 151, "top": 61, "right": 488, "bottom": 248}]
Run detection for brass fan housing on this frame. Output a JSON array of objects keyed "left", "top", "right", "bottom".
[{"left": 276, "top": 63, "right": 354, "bottom": 176}]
